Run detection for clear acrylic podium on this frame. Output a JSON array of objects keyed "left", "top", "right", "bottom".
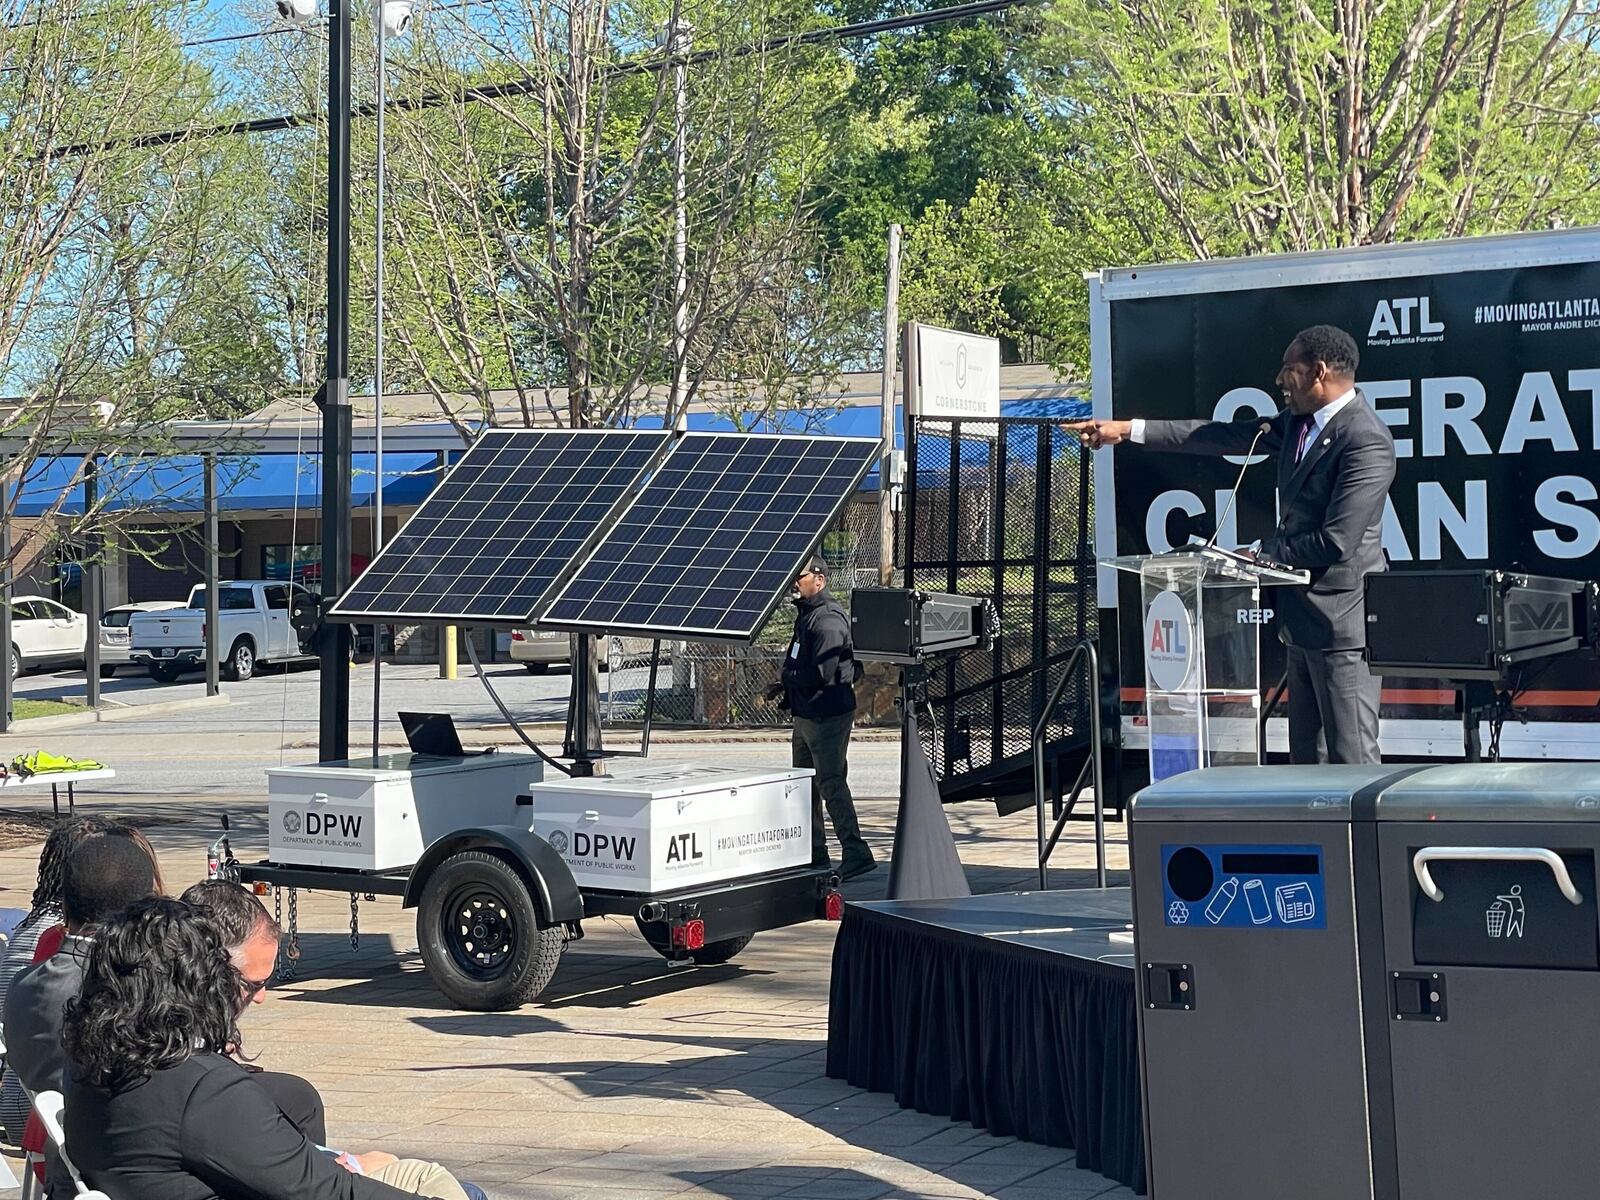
[{"left": 1106, "top": 547, "right": 1308, "bottom": 782}]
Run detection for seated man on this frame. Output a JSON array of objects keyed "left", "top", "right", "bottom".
[
  {"left": 5, "top": 832, "right": 156, "bottom": 1195},
  {"left": 180, "top": 880, "right": 485, "bottom": 1200},
  {"left": 64, "top": 897, "right": 482, "bottom": 1200},
  {"left": 179, "top": 880, "right": 328, "bottom": 1144}
]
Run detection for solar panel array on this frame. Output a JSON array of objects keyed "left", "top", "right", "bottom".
[
  {"left": 536, "top": 433, "right": 878, "bottom": 639},
  {"left": 329, "top": 429, "right": 666, "bottom": 623}
]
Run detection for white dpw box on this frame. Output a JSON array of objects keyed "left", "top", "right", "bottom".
[
  {"left": 527, "top": 763, "right": 813, "bottom": 893},
  {"left": 267, "top": 752, "right": 544, "bottom": 871}
]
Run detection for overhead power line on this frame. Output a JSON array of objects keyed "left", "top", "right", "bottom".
[{"left": 43, "top": 0, "right": 1030, "bottom": 160}]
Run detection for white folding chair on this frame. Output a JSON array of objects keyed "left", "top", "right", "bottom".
[
  {"left": 31, "top": 1092, "right": 109, "bottom": 1200},
  {"left": 0, "top": 1032, "right": 26, "bottom": 1195}
]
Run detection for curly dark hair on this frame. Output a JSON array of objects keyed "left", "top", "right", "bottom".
[
  {"left": 28, "top": 815, "right": 118, "bottom": 914},
  {"left": 62, "top": 897, "right": 243, "bottom": 1090},
  {"left": 1291, "top": 324, "right": 1360, "bottom": 377}
]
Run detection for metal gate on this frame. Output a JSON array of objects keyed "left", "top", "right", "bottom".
[{"left": 904, "top": 417, "right": 1096, "bottom": 802}]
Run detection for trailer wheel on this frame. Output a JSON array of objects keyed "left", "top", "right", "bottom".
[
  {"left": 634, "top": 918, "right": 754, "bottom": 965},
  {"left": 418, "top": 850, "right": 562, "bottom": 1011}
]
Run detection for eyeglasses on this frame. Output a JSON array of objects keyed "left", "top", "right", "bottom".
[{"left": 240, "top": 973, "right": 273, "bottom": 1001}]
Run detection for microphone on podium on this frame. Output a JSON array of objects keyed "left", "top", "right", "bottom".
[{"left": 1204, "top": 421, "right": 1274, "bottom": 551}]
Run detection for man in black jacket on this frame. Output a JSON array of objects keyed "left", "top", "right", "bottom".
[
  {"left": 769, "top": 559, "right": 876, "bottom": 879},
  {"left": 1069, "top": 325, "right": 1397, "bottom": 764}
]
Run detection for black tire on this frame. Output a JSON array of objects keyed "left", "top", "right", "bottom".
[
  {"left": 7, "top": 645, "right": 19, "bottom": 680},
  {"left": 417, "top": 850, "right": 563, "bottom": 1011},
  {"left": 99, "top": 665, "right": 117, "bottom": 679},
  {"left": 633, "top": 918, "right": 754, "bottom": 965},
  {"left": 148, "top": 664, "right": 180, "bottom": 683},
  {"left": 225, "top": 638, "right": 255, "bottom": 682},
  {"left": 524, "top": 662, "right": 547, "bottom": 675}
]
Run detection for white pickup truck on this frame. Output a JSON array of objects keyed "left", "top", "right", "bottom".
[{"left": 131, "top": 581, "right": 318, "bottom": 683}]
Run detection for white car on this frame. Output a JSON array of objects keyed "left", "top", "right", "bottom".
[
  {"left": 7, "top": 596, "right": 89, "bottom": 678},
  {"left": 99, "top": 601, "right": 185, "bottom": 678},
  {"left": 509, "top": 629, "right": 661, "bottom": 674}
]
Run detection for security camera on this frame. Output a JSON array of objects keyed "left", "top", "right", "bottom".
[
  {"left": 275, "top": 0, "right": 318, "bottom": 23},
  {"left": 373, "top": 0, "right": 413, "bottom": 37}
]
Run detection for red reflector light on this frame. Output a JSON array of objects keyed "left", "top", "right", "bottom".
[
  {"left": 825, "top": 891, "right": 844, "bottom": 921},
  {"left": 672, "top": 919, "right": 706, "bottom": 950},
  {"left": 511, "top": 630, "right": 526, "bottom": 641},
  {"left": 252, "top": 882, "right": 270, "bottom": 896}
]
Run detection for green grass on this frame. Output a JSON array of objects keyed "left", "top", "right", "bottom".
[{"left": 14, "top": 699, "right": 80, "bottom": 720}]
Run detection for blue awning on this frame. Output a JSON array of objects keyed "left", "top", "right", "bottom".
[
  {"left": 632, "top": 396, "right": 1091, "bottom": 489},
  {"left": 14, "top": 452, "right": 444, "bottom": 518}
]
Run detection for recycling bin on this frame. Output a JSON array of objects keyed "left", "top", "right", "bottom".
[
  {"left": 1372, "top": 763, "right": 1600, "bottom": 1200},
  {"left": 1130, "top": 765, "right": 1417, "bottom": 1200}
]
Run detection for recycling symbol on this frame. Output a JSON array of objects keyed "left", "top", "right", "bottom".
[{"left": 1167, "top": 900, "right": 1190, "bottom": 925}]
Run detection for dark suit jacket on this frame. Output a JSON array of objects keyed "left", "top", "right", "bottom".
[
  {"left": 65, "top": 1053, "right": 412, "bottom": 1200},
  {"left": 3, "top": 935, "right": 89, "bottom": 1100},
  {"left": 1142, "top": 391, "right": 1397, "bottom": 650}
]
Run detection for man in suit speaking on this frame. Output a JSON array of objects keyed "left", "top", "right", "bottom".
[{"left": 1068, "top": 325, "right": 1397, "bottom": 764}]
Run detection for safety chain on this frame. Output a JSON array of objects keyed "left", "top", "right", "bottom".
[
  {"left": 273, "top": 888, "right": 290, "bottom": 981},
  {"left": 284, "top": 888, "right": 301, "bottom": 979},
  {"left": 349, "top": 892, "right": 360, "bottom": 951}
]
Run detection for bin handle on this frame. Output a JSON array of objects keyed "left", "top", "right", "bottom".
[{"left": 1413, "top": 846, "right": 1584, "bottom": 906}]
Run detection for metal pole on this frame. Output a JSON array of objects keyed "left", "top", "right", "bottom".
[
  {"left": 668, "top": 16, "right": 691, "bottom": 433},
  {"left": 318, "top": 0, "right": 355, "bottom": 763},
  {"left": 83, "top": 458, "right": 101, "bottom": 708},
  {"left": 372, "top": 8, "right": 387, "bottom": 758},
  {"left": 1, "top": 480, "right": 13, "bottom": 733},
  {"left": 204, "top": 456, "right": 220, "bottom": 697},
  {"left": 878, "top": 225, "right": 901, "bottom": 585}
]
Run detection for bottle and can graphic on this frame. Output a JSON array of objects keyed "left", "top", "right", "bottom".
[
  {"left": 1244, "top": 878, "right": 1272, "bottom": 924},
  {"left": 1204, "top": 878, "right": 1239, "bottom": 924}
]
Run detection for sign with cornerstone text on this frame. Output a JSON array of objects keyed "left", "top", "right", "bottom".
[{"left": 911, "top": 323, "right": 1001, "bottom": 427}]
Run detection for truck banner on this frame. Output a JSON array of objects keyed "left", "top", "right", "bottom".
[{"left": 1091, "top": 230, "right": 1600, "bottom": 765}]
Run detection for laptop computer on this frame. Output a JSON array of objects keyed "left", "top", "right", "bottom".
[{"left": 399, "top": 711, "right": 467, "bottom": 758}]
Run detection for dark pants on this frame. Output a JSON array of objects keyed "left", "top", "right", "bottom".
[
  {"left": 792, "top": 711, "right": 866, "bottom": 861},
  {"left": 1286, "top": 645, "right": 1382, "bottom": 764}
]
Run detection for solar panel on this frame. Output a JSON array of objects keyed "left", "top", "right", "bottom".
[
  {"left": 535, "top": 433, "right": 878, "bottom": 640},
  {"left": 329, "top": 428, "right": 667, "bottom": 623}
]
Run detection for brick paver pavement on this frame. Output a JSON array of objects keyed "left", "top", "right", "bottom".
[{"left": 0, "top": 778, "right": 1135, "bottom": 1199}]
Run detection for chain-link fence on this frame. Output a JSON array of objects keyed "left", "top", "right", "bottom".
[{"left": 905, "top": 417, "right": 1096, "bottom": 800}]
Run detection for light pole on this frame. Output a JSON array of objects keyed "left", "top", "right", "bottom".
[
  {"left": 667, "top": 15, "right": 691, "bottom": 433},
  {"left": 267, "top": 0, "right": 410, "bottom": 763}
]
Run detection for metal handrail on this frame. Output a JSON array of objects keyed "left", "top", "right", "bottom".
[{"left": 1032, "top": 637, "right": 1106, "bottom": 890}]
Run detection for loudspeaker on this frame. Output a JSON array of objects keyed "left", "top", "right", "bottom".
[{"left": 1364, "top": 570, "right": 1586, "bottom": 680}]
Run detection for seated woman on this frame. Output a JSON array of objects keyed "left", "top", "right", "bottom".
[
  {"left": 62, "top": 896, "right": 480, "bottom": 1200},
  {"left": 0, "top": 815, "right": 117, "bottom": 1141}
]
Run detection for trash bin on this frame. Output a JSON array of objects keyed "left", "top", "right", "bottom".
[
  {"left": 1372, "top": 763, "right": 1600, "bottom": 1200},
  {"left": 1130, "top": 765, "right": 1418, "bottom": 1200}
]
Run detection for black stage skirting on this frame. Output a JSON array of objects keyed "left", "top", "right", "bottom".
[{"left": 826, "top": 889, "right": 1146, "bottom": 1194}]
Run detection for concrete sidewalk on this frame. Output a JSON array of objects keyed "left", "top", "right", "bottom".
[{"left": 0, "top": 783, "right": 1134, "bottom": 1199}]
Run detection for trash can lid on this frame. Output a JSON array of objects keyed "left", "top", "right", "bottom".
[
  {"left": 1375, "top": 763, "right": 1600, "bottom": 822},
  {"left": 1132, "top": 765, "right": 1417, "bottom": 822}
]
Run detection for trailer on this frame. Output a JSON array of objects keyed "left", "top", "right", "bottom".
[
  {"left": 210, "top": 752, "right": 842, "bottom": 1011},
  {"left": 1087, "top": 226, "right": 1600, "bottom": 800}
]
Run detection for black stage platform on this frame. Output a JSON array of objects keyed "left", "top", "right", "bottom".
[{"left": 826, "top": 888, "right": 1145, "bottom": 1194}]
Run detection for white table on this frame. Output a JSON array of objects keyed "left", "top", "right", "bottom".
[{"left": 0, "top": 768, "right": 116, "bottom": 817}]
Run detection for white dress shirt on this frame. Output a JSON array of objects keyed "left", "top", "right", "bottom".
[{"left": 1128, "top": 387, "right": 1357, "bottom": 447}]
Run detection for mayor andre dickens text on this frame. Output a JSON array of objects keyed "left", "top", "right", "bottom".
[{"left": 718, "top": 826, "right": 804, "bottom": 852}]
